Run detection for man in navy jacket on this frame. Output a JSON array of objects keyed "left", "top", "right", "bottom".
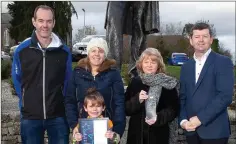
[
  {"left": 12, "top": 5, "right": 72, "bottom": 144},
  {"left": 179, "top": 22, "right": 234, "bottom": 144}
]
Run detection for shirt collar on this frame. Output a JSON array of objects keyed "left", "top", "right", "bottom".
[
  {"left": 193, "top": 48, "right": 212, "bottom": 62},
  {"left": 37, "top": 32, "right": 62, "bottom": 49}
]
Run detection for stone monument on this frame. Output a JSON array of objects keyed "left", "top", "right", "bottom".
[{"left": 104, "top": 1, "right": 160, "bottom": 77}]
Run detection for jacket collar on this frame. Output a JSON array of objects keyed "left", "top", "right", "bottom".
[
  {"left": 30, "top": 30, "right": 63, "bottom": 48},
  {"left": 77, "top": 57, "right": 117, "bottom": 73},
  {"left": 191, "top": 51, "right": 215, "bottom": 96}
]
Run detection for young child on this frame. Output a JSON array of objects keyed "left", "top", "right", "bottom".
[{"left": 72, "top": 87, "right": 120, "bottom": 144}]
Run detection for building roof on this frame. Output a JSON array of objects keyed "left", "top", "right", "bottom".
[{"left": 1, "top": 13, "right": 12, "bottom": 24}]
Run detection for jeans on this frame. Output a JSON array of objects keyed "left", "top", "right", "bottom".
[{"left": 20, "top": 117, "right": 69, "bottom": 144}]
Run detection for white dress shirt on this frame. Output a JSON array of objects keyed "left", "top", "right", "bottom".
[
  {"left": 180, "top": 48, "right": 212, "bottom": 126},
  {"left": 194, "top": 48, "right": 211, "bottom": 83}
]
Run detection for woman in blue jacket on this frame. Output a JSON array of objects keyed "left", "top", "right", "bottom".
[{"left": 65, "top": 38, "right": 126, "bottom": 140}]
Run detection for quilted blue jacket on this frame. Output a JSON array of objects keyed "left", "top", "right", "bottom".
[{"left": 65, "top": 58, "right": 126, "bottom": 136}]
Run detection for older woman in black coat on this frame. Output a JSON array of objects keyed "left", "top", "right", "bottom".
[{"left": 125, "top": 48, "right": 180, "bottom": 144}]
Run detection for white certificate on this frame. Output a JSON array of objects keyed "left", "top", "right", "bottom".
[{"left": 78, "top": 118, "right": 109, "bottom": 144}]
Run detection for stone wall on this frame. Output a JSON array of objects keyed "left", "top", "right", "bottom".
[
  {"left": 1, "top": 81, "right": 236, "bottom": 144},
  {"left": 1, "top": 112, "right": 21, "bottom": 144},
  {"left": 1, "top": 113, "right": 235, "bottom": 144}
]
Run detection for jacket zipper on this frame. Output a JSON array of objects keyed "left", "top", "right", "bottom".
[
  {"left": 22, "top": 88, "right": 25, "bottom": 107},
  {"left": 29, "top": 46, "right": 47, "bottom": 119},
  {"left": 42, "top": 50, "right": 46, "bottom": 119},
  {"left": 92, "top": 74, "right": 112, "bottom": 118}
]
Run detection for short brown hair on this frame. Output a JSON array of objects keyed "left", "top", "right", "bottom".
[
  {"left": 84, "top": 88, "right": 105, "bottom": 107},
  {"left": 136, "top": 48, "right": 166, "bottom": 74},
  {"left": 190, "top": 22, "right": 213, "bottom": 38},
  {"left": 33, "top": 5, "right": 55, "bottom": 20}
]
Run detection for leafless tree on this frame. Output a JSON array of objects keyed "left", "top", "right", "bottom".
[
  {"left": 160, "top": 21, "right": 184, "bottom": 35},
  {"left": 73, "top": 25, "right": 97, "bottom": 44}
]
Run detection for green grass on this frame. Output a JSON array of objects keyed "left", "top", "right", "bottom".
[
  {"left": 166, "top": 65, "right": 181, "bottom": 80},
  {"left": 72, "top": 62, "right": 77, "bottom": 69}
]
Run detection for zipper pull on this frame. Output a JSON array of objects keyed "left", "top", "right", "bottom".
[{"left": 42, "top": 50, "right": 46, "bottom": 57}]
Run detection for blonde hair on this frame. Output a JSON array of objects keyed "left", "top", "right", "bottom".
[{"left": 136, "top": 48, "right": 166, "bottom": 74}]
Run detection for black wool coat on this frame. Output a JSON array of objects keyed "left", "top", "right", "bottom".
[{"left": 125, "top": 76, "right": 180, "bottom": 144}]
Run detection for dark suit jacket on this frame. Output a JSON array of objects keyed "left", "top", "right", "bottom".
[{"left": 179, "top": 51, "right": 234, "bottom": 139}]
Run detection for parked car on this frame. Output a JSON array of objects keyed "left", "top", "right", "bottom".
[
  {"left": 168, "top": 52, "right": 189, "bottom": 66},
  {"left": 1, "top": 51, "right": 11, "bottom": 61},
  {"left": 72, "top": 35, "right": 106, "bottom": 61}
]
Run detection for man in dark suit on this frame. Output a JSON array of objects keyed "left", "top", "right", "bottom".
[{"left": 179, "top": 22, "right": 234, "bottom": 144}]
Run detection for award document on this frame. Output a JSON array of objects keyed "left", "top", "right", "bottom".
[{"left": 78, "top": 118, "right": 109, "bottom": 144}]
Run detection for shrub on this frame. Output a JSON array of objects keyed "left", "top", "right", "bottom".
[
  {"left": 72, "top": 62, "right": 77, "bottom": 69},
  {"left": 121, "top": 64, "right": 131, "bottom": 86},
  {"left": 1, "top": 60, "right": 12, "bottom": 79},
  {"left": 7, "top": 78, "right": 17, "bottom": 96}
]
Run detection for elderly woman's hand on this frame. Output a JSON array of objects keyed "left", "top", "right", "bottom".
[
  {"left": 145, "top": 116, "right": 157, "bottom": 125},
  {"left": 139, "top": 90, "right": 148, "bottom": 103}
]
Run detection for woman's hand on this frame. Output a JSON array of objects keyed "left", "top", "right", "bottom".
[
  {"left": 139, "top": 90, "right": 148, "bottom": 103},
  {"left": 73, "top": 127, "right": 82, "bottom": 142},
  {"left": 145, "top": 115, "right": 157, "bottom": 125}
]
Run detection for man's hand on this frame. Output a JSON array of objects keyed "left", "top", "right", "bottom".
[
  {"left": 189, "top": 116, "right": 201, "bottom": 128},
  {"left": 181, "top": 121, "right": 196, "bottom": 132}
]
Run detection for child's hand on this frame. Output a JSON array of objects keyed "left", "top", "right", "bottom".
[
  {"left": 106, "top": 131, "right": 121, "bottom": 144},
  {"left": 105, "top": 130, "right": 114, "bottom": 139},
  {"left": 73, "top": 127, "right": 82, "bottom": 142}
]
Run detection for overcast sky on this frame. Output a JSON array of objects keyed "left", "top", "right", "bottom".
[{"left": 1, "top": 1, "right": 235, "bottom": 62}]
